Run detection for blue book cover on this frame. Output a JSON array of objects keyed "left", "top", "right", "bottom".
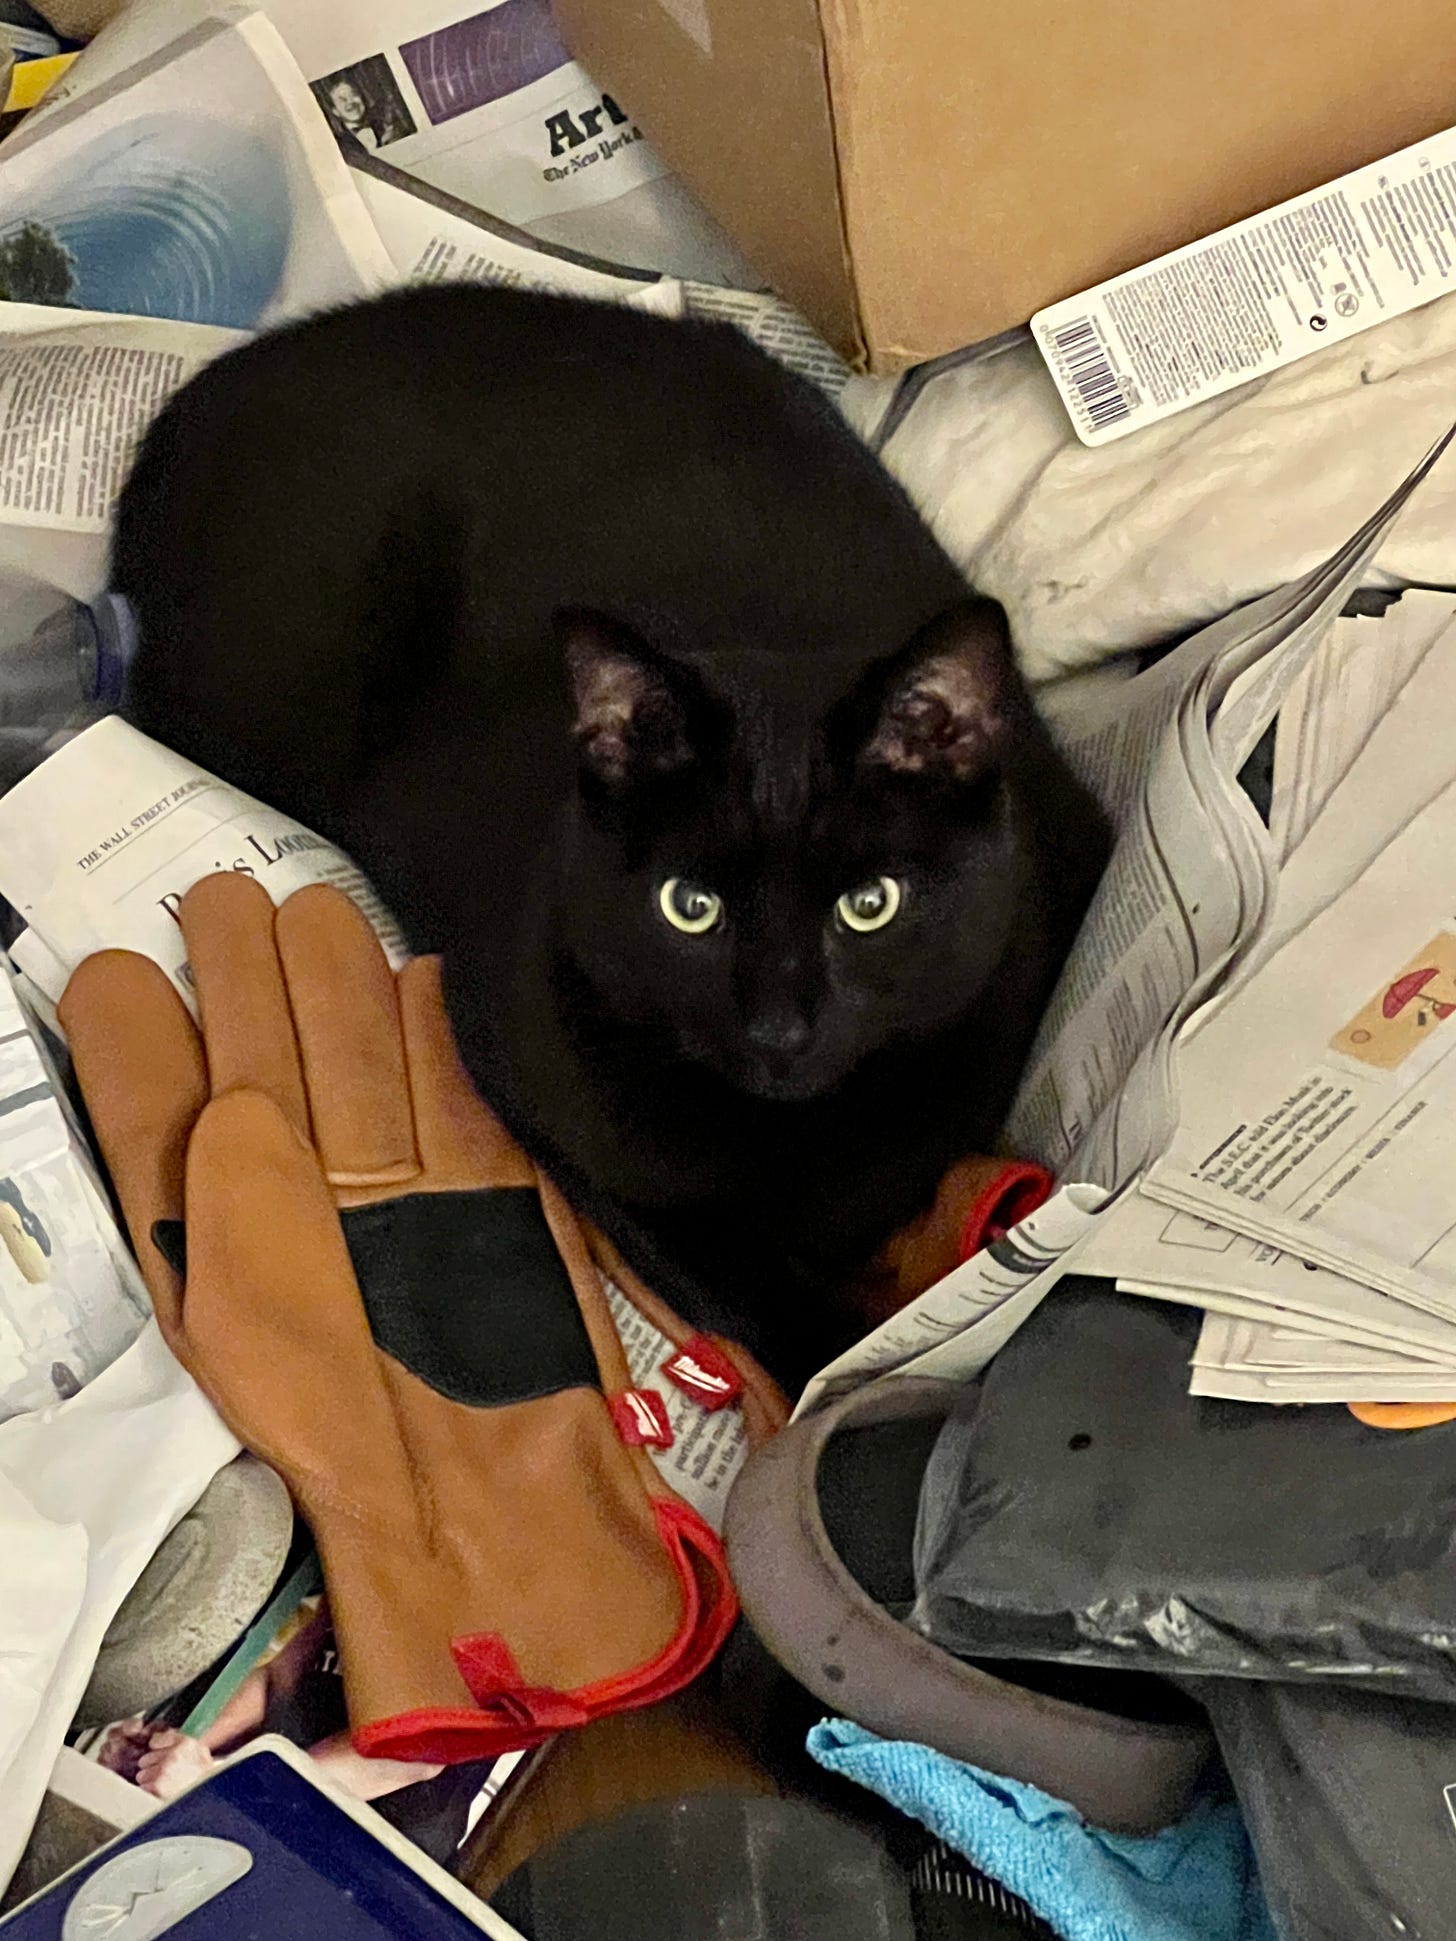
[{"left": 0, "top": 1738, "right": 524, "bottom": 1939}]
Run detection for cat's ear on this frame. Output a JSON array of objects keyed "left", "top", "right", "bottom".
[
  {"left": 856, "top": 601, "right": 1014, "bottom": 786},
  {"left": 557, "top": 609, "right": 697, "bottom": 791}
]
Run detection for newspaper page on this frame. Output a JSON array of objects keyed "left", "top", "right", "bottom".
[
  {"left": 1078, "top": 1187, "right": 1456, "bottom": 1358},
  {"left": 793, "top": 1183, "right": 1107, "bottom": 1419},
  {"left": 350, "top": 155, "right": 849, "bottom": 391},
  {"left": 1189, "top": 1314, "right": 1456, "bottom": 1404},
  {"left": 0, "top": 719, "right": 406, "bottom": 1007},
  {"left": 1142, "top": 765, "right": 1456, "bottom": 1326},
  {"left": 0, "top": 961, "right": 149, "bottom": 1422},
  {"left": 1268, "top": 594, "right": 1456, "bottom": 862},
  {"left": 347, "top": 149, "right": 680, "bottom": 309},
  {"left": 0, "top": 12, "right": 392, "bottom": 333},
  {"left": 29, "top": 0, "right": 752, "bottom": 284},
  {"left": 0, "top": 305, "right": 242, "bottom": 546},
  {"left": 1003, "top": 434, "right": 1454, "bottom": 1193},
  {"left": 680, "top": 283, "right": 852, "bottom": 398}
]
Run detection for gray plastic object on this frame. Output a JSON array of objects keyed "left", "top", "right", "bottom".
[
  {"left": 77, "top": 1453, "right": 294, "bottom": 1727},
  {"left": 724, "top": 1375, "right": 1212, "bottom": 1835},
  {"left": 1196, "top": 1677, "right": 1456, "bottom": 1941},
  {"left": 911, "top": 1281, "right": 1456, "bottom": 1704},
  {"left": 0, "top": 590, "right": 136, "bottom": 792},
  {"left": 521, "top": 1795, "right": 915, "bottom": 1940}
]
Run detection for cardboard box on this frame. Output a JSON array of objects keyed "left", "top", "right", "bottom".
[{"left": 551, "top": 0, "right": 1456, "bottom": 372}]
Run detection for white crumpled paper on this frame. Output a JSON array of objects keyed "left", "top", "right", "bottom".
[
  {"left": 845, "top": 292, "right": 1456, "bottom": 683},
  {"left": 0, "top": 1321, "right": 236, "bottom": 1892}
]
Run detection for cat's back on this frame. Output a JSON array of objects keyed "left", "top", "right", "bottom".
[
  {"left": 116, "top": 284, "right": 962, "bottom": 661},
  {"left": 122, "top": 283, "right": 837, "bottom": 506}
]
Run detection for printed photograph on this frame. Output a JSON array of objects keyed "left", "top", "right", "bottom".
[{"left": 311, "top": 55, "right": 417, "bottom": 154}]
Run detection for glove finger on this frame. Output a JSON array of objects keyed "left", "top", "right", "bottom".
[
  {"left": 181, "top": 1085, "right": 418, "bottom": 1518},
  {"left": 396, "top": 956, "right": 531, "bottom": 1190},
  {"left": 59, "top": 950, "right": 205, "bottom": 1333},
  {"left": 179, "top": 874, "right": 309, "bottom": 1141},
  {"left": 274, "top": 886, "right": 418, "bottom": 1189}
]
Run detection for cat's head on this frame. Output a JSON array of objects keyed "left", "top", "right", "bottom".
[{"left": 553, "top": 599, "right": 1034, "bottom": 1103}]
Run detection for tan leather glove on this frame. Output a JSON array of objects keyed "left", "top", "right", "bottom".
[{"left": 62, "top": 873, "right": 780, "bottom": 1763}]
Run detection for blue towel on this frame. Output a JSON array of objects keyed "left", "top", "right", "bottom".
[{"left": 806, "top": 1719, "right": 1276, "bottom": 1941}]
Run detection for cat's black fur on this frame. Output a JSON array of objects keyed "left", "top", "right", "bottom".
[{"left": 114, "top": 285, "right": 1108, "bottom": 1386}]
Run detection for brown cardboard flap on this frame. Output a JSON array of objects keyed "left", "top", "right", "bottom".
[
  {"left": 554, "top": 0, "right": 866, "bottom": 362},
  {"left": 831, "top": 1, "right": 1456, "bottom": 364},
  {"left": 555, "top": 0, "right": 1456, "bottom": 370}
]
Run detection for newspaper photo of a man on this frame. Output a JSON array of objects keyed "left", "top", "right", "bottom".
[{"left": 312, "top": 56, "right": 417, "bottom": 153}]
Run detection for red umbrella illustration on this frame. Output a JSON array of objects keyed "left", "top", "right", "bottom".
[{"left": 1382, "top": 966, "right": 1456, "bottom": 1029}]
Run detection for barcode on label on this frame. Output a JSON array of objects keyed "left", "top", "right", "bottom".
[{"left": 1047, "top": 318, "right": 1131, "bottom": 431}]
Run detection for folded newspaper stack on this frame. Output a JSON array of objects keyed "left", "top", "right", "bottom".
[{"left": 1050, "top": 513, "right": 1456, "bottom": 1404}]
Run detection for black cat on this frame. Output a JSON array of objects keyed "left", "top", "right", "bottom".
[{"left": 114, "top": 285, "right": 1108, "bottom": 1386}]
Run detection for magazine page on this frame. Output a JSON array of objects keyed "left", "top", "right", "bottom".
[
  {"left": 0, "top": 959, "right": 150, "bottom": 1423},
  {"left": 75, "top": 1549, "right": 512, "bottom": 1862}
]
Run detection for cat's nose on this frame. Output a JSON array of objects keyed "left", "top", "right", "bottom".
[{"left": 746, "top": 1006, "right": 811, "bottom": 1057}]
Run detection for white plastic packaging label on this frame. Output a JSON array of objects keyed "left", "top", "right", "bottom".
[{"left": 1033, "top": 122, "right": 1456, "bottom": 446}]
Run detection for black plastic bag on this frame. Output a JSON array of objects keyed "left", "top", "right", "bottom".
[{"left": 912, "top": 1281, "right": 1456, "bottom": 1700}]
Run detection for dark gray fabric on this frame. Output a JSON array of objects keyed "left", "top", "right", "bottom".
[
  {"left": 519, "top": 1797, "right": 917, "bottom": 1940},
  {"left": 1198, "top": 1678, "right": 1456, "bottom": 1941},
  {"left": 912, "top": 1279, "right": 1456, "bottom": 1700}
]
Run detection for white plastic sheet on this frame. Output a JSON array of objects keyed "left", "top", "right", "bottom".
[
  {"left": 0, "top": 1322, "right": 236, "bottom": 1893},
  {"left": 853, "top": 295, "right": 1456, "bottom": 683}
]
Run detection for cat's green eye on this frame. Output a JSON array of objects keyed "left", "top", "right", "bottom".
[
  {"left": 836, "top": 876, "right": 902, "bottom": 933},
  {"left": 660, "top": 876, "right": 724, "bottom": 935}
]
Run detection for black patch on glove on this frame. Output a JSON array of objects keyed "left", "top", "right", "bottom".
[{"left": 153, "top": 1188, "right": 601, "bottom": 1408}]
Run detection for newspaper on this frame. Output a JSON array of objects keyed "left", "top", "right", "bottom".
[
  {"left": 0, "top": 12, "right": 392, "bottom": 333},
  {"left": 28, "top": 0, "right": 753, "bottom": 285},
  {"left": 0, "top": 306, "right": 242, "bottom": 563},
  {"left": 350, "top": 154, "right": 853, "bottom": 392},
  {"left": 793, "top": 1183, "right": 1108, "bottom": 1420},
  {"left": 603, "top": 1279, "right": 752, "bottom": 1529},
  {"left": 784, "top": 435, "right": 1456, "bottom": 1418},
  {"left": 0, "top": 718, "right": 406, "bottom": 1007},
  {"left": 0, "top": 720, "right": 778, "bottom": 1485},
  {"left": 1142, "top": 766, "right": 1456, "bottom": 1321},
  {"left": 347, "top": 149, "right": 681, "bottom": 309},
  {"left": 1074, "top": 593, "right": 1456, "bottom": 1397},
  {"left": 1003, "top": 431, "right": 1455, "bottom": 1200},
  {"left": 1076, "top": 1187, "right": 1456, "bottom": 1359},
  {"left": 0, "top": 959, "right": 150, "bottom": 1423},
  {"left": 1189, "top": 1313, "right": 1456, "bottom": 1404},
  {"left": 1267, "top": 592, "right": 1456, "bottom": 863}
]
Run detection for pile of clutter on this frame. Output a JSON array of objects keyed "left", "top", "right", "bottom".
[{"left": 2, "top": 2, "right": 1456, "bottom": 1939}]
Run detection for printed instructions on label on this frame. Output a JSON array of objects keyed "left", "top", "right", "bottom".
[{"left": 1034, "top": 122, "right": 1456, "bottom": 445}]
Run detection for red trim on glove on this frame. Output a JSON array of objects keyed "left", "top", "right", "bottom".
[
  {"left": 957, "top": 1160, "right": 1054, "bottom": 1261},
  {"left": 661, "top": 1335, "right": 744, "bottom": 1410},
  {"left": 351, "top": 1499, "right": 739, "bottom": 1765}
]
